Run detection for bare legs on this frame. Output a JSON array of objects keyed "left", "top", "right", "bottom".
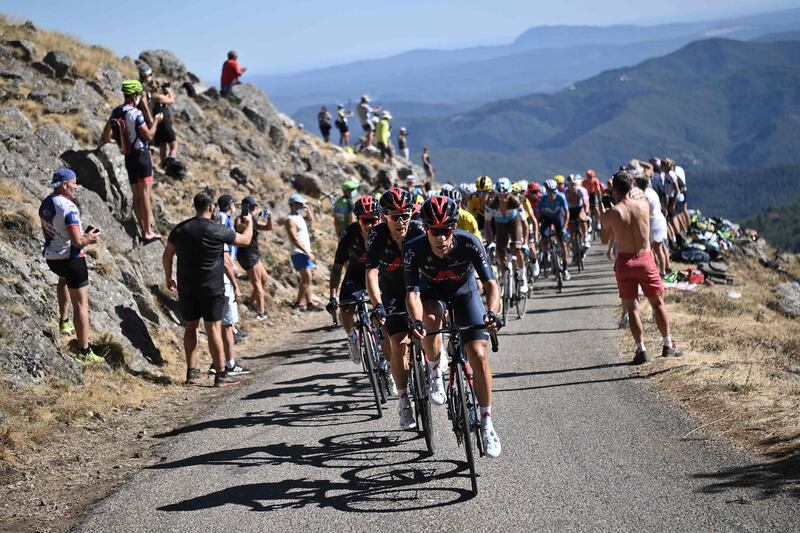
[
  {"left": 184, "top": 319, "right": 225, "bottom": 372},
  {"left": 60, "top": 280, "right": 90, "bottom": 350}
]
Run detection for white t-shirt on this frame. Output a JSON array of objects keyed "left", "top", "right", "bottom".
[
  {"left": 644, "top": 187, "right": 668, "bottom": 243},
  {"left": 288, "top": 213, "right": 310, "bottom": 255}
]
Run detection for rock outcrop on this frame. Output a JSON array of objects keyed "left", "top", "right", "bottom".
[{"left": 0, "top": 19, "right": 423, "bottom": 386}]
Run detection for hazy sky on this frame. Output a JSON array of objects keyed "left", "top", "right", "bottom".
[{"left": 2, "top": 0, "right": 797, "bottom": 80}]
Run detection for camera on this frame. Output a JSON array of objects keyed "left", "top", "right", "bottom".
[{"left": 602, "top": 194, "right": 614, "bottom": 210}]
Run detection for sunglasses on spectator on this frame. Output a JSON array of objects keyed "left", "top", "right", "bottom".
[
  {"left": 388, "top": 212, "right": 411, "bottom": 223},
  {"left": 427, "top": 226, "right": 455, "bottom": 237},
  {"left": 359, "top": 217, "right": 379, "bottom": 225}
]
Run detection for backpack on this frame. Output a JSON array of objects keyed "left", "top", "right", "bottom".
[{"left": 109, "top": 105, "right": 140, "bottom": 155}]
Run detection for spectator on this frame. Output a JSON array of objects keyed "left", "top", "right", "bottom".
[
  {"left": 333, "top": 180, "right": 360, "bottom": 236},
  {"left": 601, "top": 171, "right": 682, "bottom": 365},
  {"left": 163, "top": 191, "right": 253, "bottom": 387},
  {"left": 140, "top": 64, "right": 178, "bottom": 167},
  {"left": 318, "top": 106, "right": 332, "bottom": 143},
  {"left": 633, "top": 174, "right": 671, "bottom": 276},
  {"left": 285, "top": 194, "right": 319, "bottom": 311},
  {"left": 398, "top": 127, "right": 409, "bottom": 160},
  {"left": 674, "top": 164, "right": 689, "bottom": 231},
  {"left": 357, "top": 95, "right": 380, "bottom": 146},
  {"left": 101, "top": 80, "right": 163, "bottom": 241},
  {"left": 234, "top": 196, "right": 273, "bottom": 320},
  {"left": 38, "top": 168, "right": 103, "bottom": 363},
  {"left": 375, "top": 111, "right": 393, "bottom": 164},
  {"left": 135, "top": 63, "right": 155, "bottom": 126},
  {"left": 335, "top": 104, "right": 351, "bottom": 146},
  {"left": 220, "top": 50, "right": 246, "bottom": 97},
  {"left": 422, "top": 146, "right": 435, "bottom": 180},
  {"left": 213, "top": 194, "right": 250, "bottom": 376}
]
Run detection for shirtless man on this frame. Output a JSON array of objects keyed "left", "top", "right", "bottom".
[{"left": 601, "top": 171, "right": 682, "bottom": 365}]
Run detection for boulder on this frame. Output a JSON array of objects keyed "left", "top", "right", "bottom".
[
  {"left": 95, "top": 63, "right": 123, "bottom": 95},
  {"left": 5, "top": 39, "right": 38, "bottom": 61},
  {"left": 243, "top": 106, "right": 270, "bottom": 132},
  {"left": 138, "top": 49, "right": 188, "bottom": 81},
  {"left": 42, "top": 95, "right": 79, "bottom": 114},
  {"left": 290, "top": 173, "right": 323, "bottom": 198},
  {"left": 42, "top": 50, "right": 71, "bottom": 78},
  {"left": 60, "top": 146, "right": 134, "bottom": 221},
  {"left": 31, "top": 61, "right": 55, "bottom": 78},
  {"left": 230, "top": 166, "right": 250, "bottom": 186},
  {"left": 776, "top": 283, "right": 800, "bottom": 318},
  {"left": 356, "top": 161, "right": 378, "bottom": 184},
  {"left": 269, "top": 124, "right": 286, "bottom": 148},
  {"left": 172, "top": 94, "right": 204, "bottom": 123}
]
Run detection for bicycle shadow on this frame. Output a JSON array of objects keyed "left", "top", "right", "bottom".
[
  {"left": 242, "top": 373, "right": 369, "bottom": 401},
  {"left": 154, "top": 430, "right": 473, "bottom": 512}
]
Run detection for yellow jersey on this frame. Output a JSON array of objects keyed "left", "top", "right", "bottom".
[
  {"left": 457, "top": 208, "right": 481, "bottom": 241},
  {"left": 466, "top": 196, "right": 483, "bottom": 219}
]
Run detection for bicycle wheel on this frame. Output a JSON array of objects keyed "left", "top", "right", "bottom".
[
  {"left": 551, "top": 247, "right": 563, "bottom": 293},
  {"left": 369, "top": 330, "right": 388, "bottom": 404},
  {"left": 501, "top": 269, "right": 510, "bottom": 324},
  {"left": 515, "top": 268, "right": 528, "bottom": 319},
  {"left": 411, "top": 343, "right": 435, "bottom": 455},
  {"left": 455, "top": 362, "right": 478, "bottom": 495},
  {"left": 360, "top": 327, "right": 383, "bottom": 418}
]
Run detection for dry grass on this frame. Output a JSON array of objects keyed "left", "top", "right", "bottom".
[
  {"left": 0, "top": 180, "right": 25, "bottom": 203},
  {"left": 632, "top": 251, "right": 800, "bottom": 458},
  {"left": 0, "top": 207, "right": 39, "bottom": 239},
  {"left": 0, "top": 15, "right": 136, "bottom": 79}
]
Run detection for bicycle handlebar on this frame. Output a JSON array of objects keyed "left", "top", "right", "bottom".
[{"left": 426, "top": 324, "right": 500, "bottom": 353}]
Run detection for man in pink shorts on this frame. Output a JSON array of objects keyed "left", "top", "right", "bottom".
[{"left": 601, "top": 170, "right": 682, "bottom": 365}]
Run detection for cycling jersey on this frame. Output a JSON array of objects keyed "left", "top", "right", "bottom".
[
  {"left": 537, "top": 192, "right": 568, "bottom": 221},
  {"left": 466, "top": 195, "right": 484, "bottom": 219},
  {"left": 566, "top": 186, "right": 589, "bottom": 209},
  {"left": 333, "top": 195, "right": 354, "bottom": 236},
  {"left": 109, "top": 104, "right": 148, "bottom": 153},
  {"left": 485, "top": 195, "right": 521, "bottom": 223},
  {"left": 525, "top": 192, "right": 541, "bottom": 214},
  {"left": 39, "top": 194, "right": 83, "bottom": 260},
  {"left": 457, "top": 208, "right": 481, "bottom": 241},
  {"left": 334, "top": 221, "right": 367, "bottom": 266},
  {"left": 582, "top": 177, "right": 602, "bottom": 197},
  {"left": 519, "top": 195, "right": 535, "bottom": 221},
  {"left": 366, "top": 220, "right": 424, "bottom": 285}
]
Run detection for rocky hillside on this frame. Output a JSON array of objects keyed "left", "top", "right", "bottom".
[{"left": 0, "top": 17, "right": 420, "bottom": 387}]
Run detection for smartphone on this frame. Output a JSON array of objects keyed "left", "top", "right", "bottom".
[{"left": 602, "top": 195, "right": 613, "bottom": 210}]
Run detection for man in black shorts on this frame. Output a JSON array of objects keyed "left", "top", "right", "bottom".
[{"left": 163, "top": 192, "right": 254, "bottom": 387}]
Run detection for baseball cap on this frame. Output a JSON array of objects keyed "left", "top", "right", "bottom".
[
  {"left": 241, "top": 195, "right": 258, "bottom": 207},
  {"left": 48, "top": 168, "right": 76, "bottom": 188},
  {"left": 217, "top": 194, "right": 234, "bottom": 211},
  {"left": 288, "top": 193, "right": 308, "bottom": 205},
  {"left": 406, "top": 174, "right": 417, "bottom": 183}
]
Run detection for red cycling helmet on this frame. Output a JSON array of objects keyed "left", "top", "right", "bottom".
[
  {"left": 586, "top": 169, "right": 596, "bottom": 179},
  {"left": 353, "top": 195, "right": 381, "bottom": 218},
  {"left": 420, "top": 195, "right": 459, "bottom": 227},
  {"left": 527, "top": 181, "right": 541, "bottom": 194},
  {"left": 379, "top": 187, "right": 414, "bottom": 213}
]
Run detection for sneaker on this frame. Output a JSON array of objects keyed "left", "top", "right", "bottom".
[
  {"left": 563, "top": 269, "right": 571, "bottom": 281},
  {"left": 233, "top": 331, "right": 244, "bottom": 344},
  {"left": 256, "top": 313, "right": 268, "bottom": 321},
  {"left": 585, "top": 240, "right": 592, "bottom": 249},
  {"left": 214, "top": 371, "right": 241, "bottom": 388},
  {"left": 235, "top": 329, "right": 248, "bottom": 339},
  {"left": 520, "top": 281, "right": 529, "bottom": 294},
  {"left": 186, "top": 367, "right": 202, "bottom": 384},
  {"left": 207, "top": 364, "right": 216, "bottom": 375},
  {"left": 617, "top": 314, "right": 629, "bottom": 329},
  {"left": 386, "top": 372, "right": 398, "bottom": 397},
  {"left": 398, "top": 405, "right": 416, "bottom": 430},
  {"left": 59, "top": 319, "right": 75, "bottom": 335},
  {"left": 532, "top": 260, "right": 540, "bottom": 278},
  {"left": 226, "top": 363, "right": 251, "bottom": 375},
  {"left": 661, "top": 344, "right": 684, "bottom": 358},
  {"left": 347, "top": 330, "right": 362, "bottom": 365},
  {"left": 632, "top": 348, "right": 649, "bottom": 365},
  {"left": 482, "top": 426, "right": 502, "bottom": 458},
  {"left": 76, "top": 348, "right": 105, "bottom": 363}
]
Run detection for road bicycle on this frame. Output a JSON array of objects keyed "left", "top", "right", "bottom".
[
  {"left": 427, "top": 306, "right": 500, "bottom": 496},
  {"left": 544, "top": 231, "right": 565, "bottom": 293},
  {"left": 570, "top": 222, "right": 585, "bottom": 274},
  {"left": 499, "top": 254, "right": 527, "bottom": 320}
]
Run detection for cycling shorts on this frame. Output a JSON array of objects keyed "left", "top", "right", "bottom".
[
  {"left": 124, "top": 149, "right": 153, "bottom": 185},
  {"left": 361, "top": 122, "right": 374, "bottom": 133},
  {"left": 541, "top": 217, "right": 565, "bottom": 240},
  {"left": 568, "top": 207, "right": 586, "bottom": 222},
  {"left": 421, "top": 276, "right": 488, "bottom": 343},
  {"left": 179, "top": 291, "right": 225, "bottom": 322},
  {"left": 495, "top": 217, "right": 522, "bottom": 255},
  {"left": 379, "top": 280, "right": 409, "bottom": 336},
  {"left": 339, "top": 266, "right": 366, "bottom": 306},
  {"left": 47, "top": 257, "right": 89, "bottom": 289}
]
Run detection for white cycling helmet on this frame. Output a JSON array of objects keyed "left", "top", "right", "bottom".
[
  {"left": 544, "top": 179, "right": 558, "bottom": 192},
  {"left": 495, "top": 177, "right": 512, "bottom": 193}
]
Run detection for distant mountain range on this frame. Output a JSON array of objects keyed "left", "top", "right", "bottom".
[
  {"left": 255, "top": 7, "right": 800, "bottom": 116},
  {"left": 404, "top": 37, "right": 800, "bottom": 183}
]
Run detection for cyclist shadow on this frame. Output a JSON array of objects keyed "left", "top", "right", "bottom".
[
  {"left": 244, "top": 340, "right": 347, "bottom": 365},
  {"left": 155, "top": 430, "right": 472, "bottom": 513},
  {"left": 242, "top": 373, "right": 369, "bottom": 401}
]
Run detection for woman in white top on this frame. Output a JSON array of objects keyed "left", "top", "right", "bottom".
[
  {"left": 286, "top": 194, "right": 320, "bottom": 311},
  {"left": 635, "top": 174, "right": 671, "bottom": 275}
]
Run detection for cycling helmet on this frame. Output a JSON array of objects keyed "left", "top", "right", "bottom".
[
  {"left": 379, "top": 187, "right": 414, "bottom": 213},
  {"left": 420, "top": 196, "right": 459, "bottom": 227},
  {"left": 495, "top": 177, "right": 512, "bottom": 194},
  {"left": 568, "top": 174, "right": 580, "bottom": 185},
  {"left": 341, "top": 180, "right": 360, "bottom": 193},
  {"left": 544, "top": 179, "right": 558, "bottom": 192},
  {"left": 353, "top": 195, "right": 381, "bottom": 218},
  {"left": 586, "top": 169, "right": 596, "bottom": 179},
  {"left": 554, "top": 174, "right": 565, "bottom": 185},
  {"left": 511, "top": 182, "right": 523, "bottom": 194},
  {"left": 476, "top": 175, "right": 493, "bottom": 191},
  {"left": 440, "top": 187, "right": 463, "bottom": 207},
  {"left": 527, "top": 182, "right": 542, "bottom": 194},
  {"left": 121, "top": 80, "right": 143, "bottom": 95}
]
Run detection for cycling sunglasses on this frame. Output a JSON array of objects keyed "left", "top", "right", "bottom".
[
  {"left": 388, "top": 212, "right": 412, "bottom": 223},
  {"left": 427, "top": 226, "right": 455, "bottom": 237},
  {"left": 359, "top": 217, "right": 379, "bottom": 225}
]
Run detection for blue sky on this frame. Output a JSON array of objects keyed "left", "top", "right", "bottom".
[{"left": 2, "top": 0, "right": 797, "bottom": 80}]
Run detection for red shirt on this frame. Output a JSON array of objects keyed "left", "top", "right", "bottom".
[
  {"left": 582, "top": 177, "right": 602, "bottom": 196},
  {"left": 221, "top": 59, "right": 243, "bottom": 87}
]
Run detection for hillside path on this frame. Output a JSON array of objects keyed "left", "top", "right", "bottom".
[{"left": 77, "top": 248, "right": 799, "bottom": 532}]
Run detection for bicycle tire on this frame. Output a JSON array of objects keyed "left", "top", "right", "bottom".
[
  {"left": 360, "top": 327, "right": 383, "bottom": 418},
  {"left": 551, "top": 246, "right": 563, "bottom": 293},
  {"left": 455, "top": 362, "right": 478, "bottom": 495},
  {"left": 369, "top": 330, "right": 388, "bottom": 404},
  {"left": 411, "top": 343, "right": 435, "bottom": 455},
  {"left": 515, "top": 268, "right": 528, "bottom": 318},
  {"left": 501, "top": 269, "right": 510, "bottom": 324}
]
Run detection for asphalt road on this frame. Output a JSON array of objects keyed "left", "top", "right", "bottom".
[{"left": 78, "top": 247, "right": 799, "bottom": 532}]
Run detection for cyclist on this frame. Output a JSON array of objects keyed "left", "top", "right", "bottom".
[
  {"left": 554, "top": 174, "right": 566, "bottom": 194},
  {"left": 582, "top": 169, "right": 603, "bottom": 232},
  {"left": 467, "top": 175, "right": 492, "bottom": 234},
  {"left": 538, "top": 179, "right": 571, "bottom": 281},
  {"left": 404, "top": 195, "right": 503, "bottom": 458},
  {"left": 566, "top": 174, "right": 591, "bottom": 252},
  {"left": 515, "top": 181, "right": 540, "bottom": 278},
  {"left": 484, "top": 177, "right": 528, "bottom": 293},
  {"left": 366, "top": 187, "right": 424, "bottom": 429},
  {"left": 328, "top": 196, "right": 381, "bottom": 364},
  {"left": 440, "top": 187, "right": 481, "bottom": 241},
  {"left": 333, "top": 180, "right": 360, "bottom": 236}
]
